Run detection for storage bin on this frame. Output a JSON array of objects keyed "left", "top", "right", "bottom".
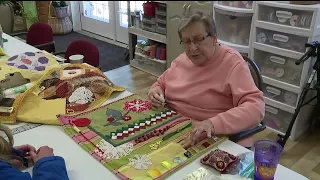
[
  {"left": 214, "top": 9, "right": 252, "bottom": 46},
  {"left": 156, "top": 14, "right": 166, "bottom": 24},
  {"left": 132, "top": 53, "right": 166, "bottom": 76},
  {"left": 141, "top": 21, "right": 156, "bottom": 32},
  {"left": 257, "top": 4, "right": 313, "bottom": 29},
  {"left": 156, "top": 23, "right": 166, "bottom": 35},
  {"left": 263, "top": 104, "right": 293, "bottom": 134},
  {"left": 253, "top": 49, "right": 303, "bottom": 86},
  {"left": 156, "top": 3, "right": 166, "bottom": 16},
  {"left": 255, "top": 27, "right": 308, "bottom": 53},
  {"left": 142, "top": 14, "right": 156, "bottom": 24},
  {"left": 263, "top": 84, "right": 299, "bottom": 107},
  {"left": 143, "top": 2, "right": 157, "bottom": 17},
  {"left": 217, "top": 1, "right": 253, "bottom": 9}
]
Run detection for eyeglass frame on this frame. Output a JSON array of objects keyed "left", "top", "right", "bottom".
[{"left": 179, "top": 33, "right": 212, "bottom": 46}]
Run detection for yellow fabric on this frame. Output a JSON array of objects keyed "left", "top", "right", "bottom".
[
  {"left": 2, "top": 64, "right": 126, "bottom": 124},
  {"left": 17, "top": 94, "right": 66, "bottom": 125},
  {"left": 119, "top": 142, "right": 187, "bottom": 179},
  {"left": 0, "top": 52, "right": 61, "bottom": 124},
  {"left": 0, "top": 52, "right": 60, "bottom": 82},
  {"left": 0, "top": 47, "right": 7, "bottom": 56}
]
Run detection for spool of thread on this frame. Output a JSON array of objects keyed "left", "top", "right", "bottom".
[
  {"left": 146, "top": 50, "right": 151, "bottom": 57},
  {"left": 3, "top": 83, "right": 33, "bottom": 98},
  {"left": 150, "top": 45, "right": 156, "bottom": 58},
  {"left": 160, "top": 48, "right": 166, "bottom": 60},
  {"left": 156, "top": 46, "right": 161, "bottom": 59},
  {"left": 135, "top": 10, "right": 141, "bottom": 28}
]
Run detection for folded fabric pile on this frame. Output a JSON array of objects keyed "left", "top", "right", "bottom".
[{"left": 1, "top": 63, "right": 125, "bottom": 124}]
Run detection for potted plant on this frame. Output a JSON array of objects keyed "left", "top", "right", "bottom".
[{"left": 0, "top": 1, "right": 14, "bottom": 34}]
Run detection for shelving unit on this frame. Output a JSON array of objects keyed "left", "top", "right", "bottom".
[
  {"left": 251, "top": 1, "right": 320, "bottom": 139},
  {"left": 127, "top": 1, "right": 167, "bottom": 77},
  {"left": 213, "top": 1, "right": 255, "bottom": 56},
  {"left": 128, "top": 26, "right": 167, "bottom": 44}
]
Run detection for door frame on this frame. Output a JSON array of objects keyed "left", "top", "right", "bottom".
[
  {"left": 79, "top": 1, "right": 116, "bottom": 41},
  {"left": 69, "top": 1, "right": 129, "bottom": 46}
]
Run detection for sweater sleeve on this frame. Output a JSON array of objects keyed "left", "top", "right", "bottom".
[
  {"left": 149, "top": 56, "right": 180, "bottom": 93},
  {"left": 209, "top": 61, "right": 265, "bottom": 135},
  {"left": 32, "top": 156, "right": 69, "bottom": 180},
  {"left": 0, "top": 161, "right": 33, "bottom": 180}
]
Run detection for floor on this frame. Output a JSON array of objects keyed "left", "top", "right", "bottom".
[{"left": 105, "top": 65, "right": 320, "bottom": 180}]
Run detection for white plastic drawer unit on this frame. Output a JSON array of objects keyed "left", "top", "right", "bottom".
[
  {"left": 132, "top": 53, "right": 166, "bottom": 76},
  {"left": 263, "top": 104, "right": 293, "bottom": 134},
  {"left": 217, "top": 1, "right": 253, "bottom": 9},
  {"left": 263, "top": 84, "right": 299, "bottom": 107},
  {"left": 255, "top": 27, "right": 308, "bottom": 53},
  {"left": 257, "top": 3, "right": 314, "bottom": 30},
  {"left": 253, "top": 49, "right": 303, "bottom": 86},
  {"left": 214, "top": 9, "right": 252, "bottom": 46}
]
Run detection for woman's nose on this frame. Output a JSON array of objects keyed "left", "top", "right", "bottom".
[{"left": 189, "top": 42, "right": 198, "bottom": 51}]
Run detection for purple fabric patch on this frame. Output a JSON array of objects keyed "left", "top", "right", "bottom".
[
  {"left": 18, "top": 65, "right": 28, "bottom": 69},
  {"left": 35, "top": 66, "right": 46, "bottom": 71},
  {"left": 25, "top": 52, "right": 36, "bottom": 56},
  {"left": 38, "top": 57, "right": 49, "bottom": 64},
  {"left": 8, "top": 55, "right": 18, "bottom": 61}
]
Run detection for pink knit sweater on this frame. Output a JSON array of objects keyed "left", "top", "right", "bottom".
[{"left": 150, "top": 44, "right": 265, "bottom": 147}]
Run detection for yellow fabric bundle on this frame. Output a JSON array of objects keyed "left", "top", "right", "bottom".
[
  {"left": 2, "top": 64, "right": 126, "bottom": 124},
  {"left": 0, "top": 51, "right": 60, "bottom": 83}
]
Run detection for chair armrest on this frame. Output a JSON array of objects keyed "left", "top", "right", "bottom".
[
  {"left": 34, "top": 41, "right": 55, "bottom": 49},
  {"left": 228, "top": 122, "right": 266, "bottom": 143},
  {"left": 10, "top": 31, "right": 28, "bottom": 37}
]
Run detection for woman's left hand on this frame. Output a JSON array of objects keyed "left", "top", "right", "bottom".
[
  {"left": 190, "top": 119, "right": 215, "bottom": 145},
  {"left": 11, "top": 144, "right": 37, "bottom": 169},
  {"left": 15, "top": 144, "right": 37, "bottom": 155}
]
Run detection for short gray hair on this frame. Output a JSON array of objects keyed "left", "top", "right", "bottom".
[{"left": 178, "top": 12, "right": 217, "bottom": 39}]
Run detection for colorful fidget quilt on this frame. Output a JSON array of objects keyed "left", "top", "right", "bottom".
[{"left": 58, "top": 94, "right": 227, "bottom": 180}]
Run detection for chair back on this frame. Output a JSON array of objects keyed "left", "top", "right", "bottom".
[
  {"left": 26, "top": 22, "right": 55, "bottom": 52},
  {"left": 65, "top": 40, "right": 100, "bottom": 67},
  {"left": 227, "top": 56, "right": 266, "bottom": 143},
  {"left": 242, "top": 56, "right": 264, "bottom": 91}
]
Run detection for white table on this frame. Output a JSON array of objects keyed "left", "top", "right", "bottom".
[
  {"left": 2, "top": 34, "right": 309, "bottom": 180},
  {"left": 3, "top": 33, "right": 39, "bottom": 56}
]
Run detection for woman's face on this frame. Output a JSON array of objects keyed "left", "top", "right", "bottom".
[{"left": 180, "top": 21, "right": 217, "bottom": 66}]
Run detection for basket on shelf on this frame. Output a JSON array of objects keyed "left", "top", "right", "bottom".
[
  {"left": 47, "top": 1, "right": 72, "bottom": 35},
  {"left": 52, "top": 6, "right": 71, "bottom": 18},
  {"left": 48, "top": 17, "right": 72, "bottom": 35}
]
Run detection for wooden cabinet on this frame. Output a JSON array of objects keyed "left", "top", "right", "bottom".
[{"left": 166, "top": 1, "right": 213, "bottom": 68}]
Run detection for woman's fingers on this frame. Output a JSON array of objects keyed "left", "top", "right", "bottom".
[
  {"left": 206, "top": 127, "right": 212, "bottom": 138},
  {"left": 154, "top": 93, "right": 165, "bottom": 103},
  {"left": 192, "top": 129, "right": 202, "bottom": 145}
]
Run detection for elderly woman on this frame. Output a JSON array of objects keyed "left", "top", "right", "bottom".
[{"left": 148, "top": 12, "right": 265, "bottom": 148}]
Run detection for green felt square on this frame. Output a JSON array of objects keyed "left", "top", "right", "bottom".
[{"left": 77, "top": 94, "right": 180, "bottom": 146}]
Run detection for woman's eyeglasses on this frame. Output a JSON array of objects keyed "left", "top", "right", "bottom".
[{"left": 180, "top": 34, "right": 210, "bottom": 46}]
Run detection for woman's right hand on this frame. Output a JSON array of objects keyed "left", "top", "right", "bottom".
[
  {"left": 30, "top": 146, "right": 54, "bottom": 163},
  {"left": 148, "top": 87, "right": 165, "bottom": 107}
]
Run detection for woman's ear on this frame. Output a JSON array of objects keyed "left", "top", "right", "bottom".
[{"left": 211, "top": 34, "right": 217, "bottom": 44}]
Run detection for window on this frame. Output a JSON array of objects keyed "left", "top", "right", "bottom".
[
  {"left": 119, "top": 1, "right": 146, "bottom": 28},
  {"left": 83, "top": 1, "right": 110, "bottom": 23}
]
